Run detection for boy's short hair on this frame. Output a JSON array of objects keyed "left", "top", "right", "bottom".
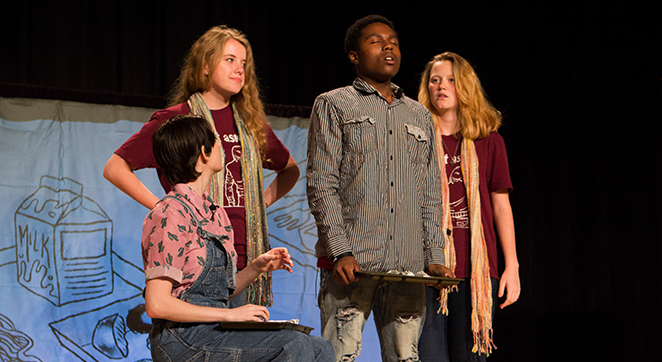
[
  {"left": 152, "top": 114, "right": 217, "bottom": 186},
  {"left": 344, "top": 15, "right": 397, "bottom": 58}
]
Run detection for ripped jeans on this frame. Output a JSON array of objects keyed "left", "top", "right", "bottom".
[{"left": 318, "top": 269, "right": 425, "bottom": 362}]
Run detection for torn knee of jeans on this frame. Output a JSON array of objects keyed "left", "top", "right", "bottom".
[
  {"left": 398, "top": 357, "right": 418, "bottom": 362},
  {"left": 340, "top": 342, "right": 362, "bottom": 362},
  {"left": 336, "top": 306, "right": 360, "bottom": 321},
  {"left": 397, "top": 344, "right": 419, "bottom": 361},
  {"left": 335, "top": 307, "right": 361, "bottom": 342},
  {"left": 395, "top": 313, "right": 421, "bottom": 323},
  {"left": 341, "top": 353, "right": 357, "bottom": 362}
]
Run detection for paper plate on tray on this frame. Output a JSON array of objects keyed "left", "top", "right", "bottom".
[
  {"left": 219, "top": 321, "right": 313, "bottom": 334},
  {"left": 355, "top": 271, "right": 463, "bottom": 286}
]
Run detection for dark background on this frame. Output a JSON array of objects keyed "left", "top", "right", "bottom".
[{"left": 2, "top": 1, "right": 661, "bottom": 360}]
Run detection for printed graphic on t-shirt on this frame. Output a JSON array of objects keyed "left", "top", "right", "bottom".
[
  {"left": 223, "top": 134, "right": 239, "bottom": 143},
  {"left": 446, "top": 155, "right": 469, "bottom": 229},
  {"left": 222, "top": 134, "right": 244, "bottom": 207}
]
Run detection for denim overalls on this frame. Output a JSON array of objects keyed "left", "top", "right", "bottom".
[{"left": 149, "top": 195, "right": 334, "bottom": 362}]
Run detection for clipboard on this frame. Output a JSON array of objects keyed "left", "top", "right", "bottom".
[
  {"left": 219, "top": 321, "right": 314, "bottom": 334},
  {"left": 355, "top": 271, "right": 463, "bottom": 287}
]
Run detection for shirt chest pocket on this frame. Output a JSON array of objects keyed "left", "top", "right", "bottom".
[
  {"left": 342, "top": 116, "right": 377, "bottom": 153},
  {"left": 405, "top": 124, "right": 430, "bottom": 164}
]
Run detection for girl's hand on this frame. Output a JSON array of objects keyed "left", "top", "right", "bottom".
[
  {"left": 227, "top": 304, "right": 270, "bottom": 322},
  {"left": 498, "top": 266, "right": 520, "bottom": 309},
  {"left": 252, "top": 247, "right": 293, "bottom": 273}
]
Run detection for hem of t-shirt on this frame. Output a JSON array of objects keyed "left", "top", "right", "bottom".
[{"left": 488, "top": 184, "right": 513, "bottom": 193}]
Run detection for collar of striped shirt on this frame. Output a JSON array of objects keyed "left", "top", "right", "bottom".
[{"left": 352, "top": 77, "right": 404, "bottom": 100}]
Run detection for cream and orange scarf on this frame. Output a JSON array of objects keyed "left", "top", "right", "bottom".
[
  {"left": 435, "top": 130, "right": 494, "bottom": 355},
  {"left": 188, "top": 93, "right": 272, "bottom": 306}
]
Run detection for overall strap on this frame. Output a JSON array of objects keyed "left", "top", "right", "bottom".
[{"left": 160, "top": 195, "right": 237, "bottom": 290}]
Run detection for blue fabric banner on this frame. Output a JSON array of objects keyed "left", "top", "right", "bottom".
[{"left": 0, "top": 97, "right": 380, "bottom": 361}]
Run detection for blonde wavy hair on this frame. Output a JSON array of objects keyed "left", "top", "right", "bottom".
[
  {"left": 169, "top": 25, "right": 268, "bottom": 157},
  {"left": 418, "top": 52, "right": 501, "bottom": 140}
]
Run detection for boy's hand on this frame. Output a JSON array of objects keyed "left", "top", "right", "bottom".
[
  {"left": 426, "top": 264, "right": 454, "bottom": 277},
  {"left": 333, "top": 256, "right": 361, "bottom": 285},
  {"left": 426, "top": 264, "right": 454, "bottom": 290}
]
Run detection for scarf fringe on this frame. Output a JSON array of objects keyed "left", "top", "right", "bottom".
[
  {"left": 471, "top": 326, "right": 496, "bottom": 356},
  {"left": 436, "top": 285, "right": 457, "bottom": 315}
]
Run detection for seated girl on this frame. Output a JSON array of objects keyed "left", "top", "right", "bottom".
[{"left": 142, "top": 114, "right": 334, "bottom": 361}]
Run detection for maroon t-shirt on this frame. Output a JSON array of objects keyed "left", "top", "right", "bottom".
[
  {"left": 441, "top": 132, "right": 512, "bottom": 279},
  {"left": 115, "top": 102, "right": 291, "bottom": 269}
]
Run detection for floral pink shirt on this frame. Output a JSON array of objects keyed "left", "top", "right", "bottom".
[{"left": 142, "top": 184, "right": 235, "bottom": 297}]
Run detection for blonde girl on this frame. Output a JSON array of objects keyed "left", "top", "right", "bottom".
[
  {"left": 104, "top": 26, "right": 299, "bottom": 307},
  {"left": 417, "top": 52, "right": 521, "bottom": 362}
]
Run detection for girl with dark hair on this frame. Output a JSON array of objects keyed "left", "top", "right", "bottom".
[{"left": 144, "top": 114, "right": 333, "bottom": 362}]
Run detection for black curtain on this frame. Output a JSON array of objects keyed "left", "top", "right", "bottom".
[{"left": 2, "top": 2, "right": 661, "bottom": 360}]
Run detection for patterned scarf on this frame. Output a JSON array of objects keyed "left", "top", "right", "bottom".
[
  {"left": 188, "top": 93, "right": 272, "bottom": 306},
  {"left": 435, "top": 130, "right": 494, "bottom": 356}
]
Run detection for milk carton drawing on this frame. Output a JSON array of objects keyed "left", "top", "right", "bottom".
[{"left": 14, "top": 176, "right": 114, "bottom": 306}]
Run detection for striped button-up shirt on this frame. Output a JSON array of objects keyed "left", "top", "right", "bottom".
[{"left": 306, "top": 78, "right": 446, "bottom": 272}]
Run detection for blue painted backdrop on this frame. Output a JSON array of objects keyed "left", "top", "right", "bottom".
[{"left": 0, "top": 97, "right": 380, "bottom": 361}]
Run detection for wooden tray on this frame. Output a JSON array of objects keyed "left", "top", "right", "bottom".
[
  {"left": 219, "top": 321, "right": 313, "bottom": 334},
  {"left": 355, "top": 271, "right": 463, "bottom": 286}
]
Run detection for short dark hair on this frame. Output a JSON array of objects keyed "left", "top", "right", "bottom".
[
  {"left": 344, "top": 15, "right": 397, "bottom": 58},
  {"left": 152, "top": 114, "right": 217, "bottom": 186}
]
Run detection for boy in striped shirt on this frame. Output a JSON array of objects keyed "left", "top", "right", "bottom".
[{"left": 307, "top": 14, "right": 452, "bottom": 362}]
